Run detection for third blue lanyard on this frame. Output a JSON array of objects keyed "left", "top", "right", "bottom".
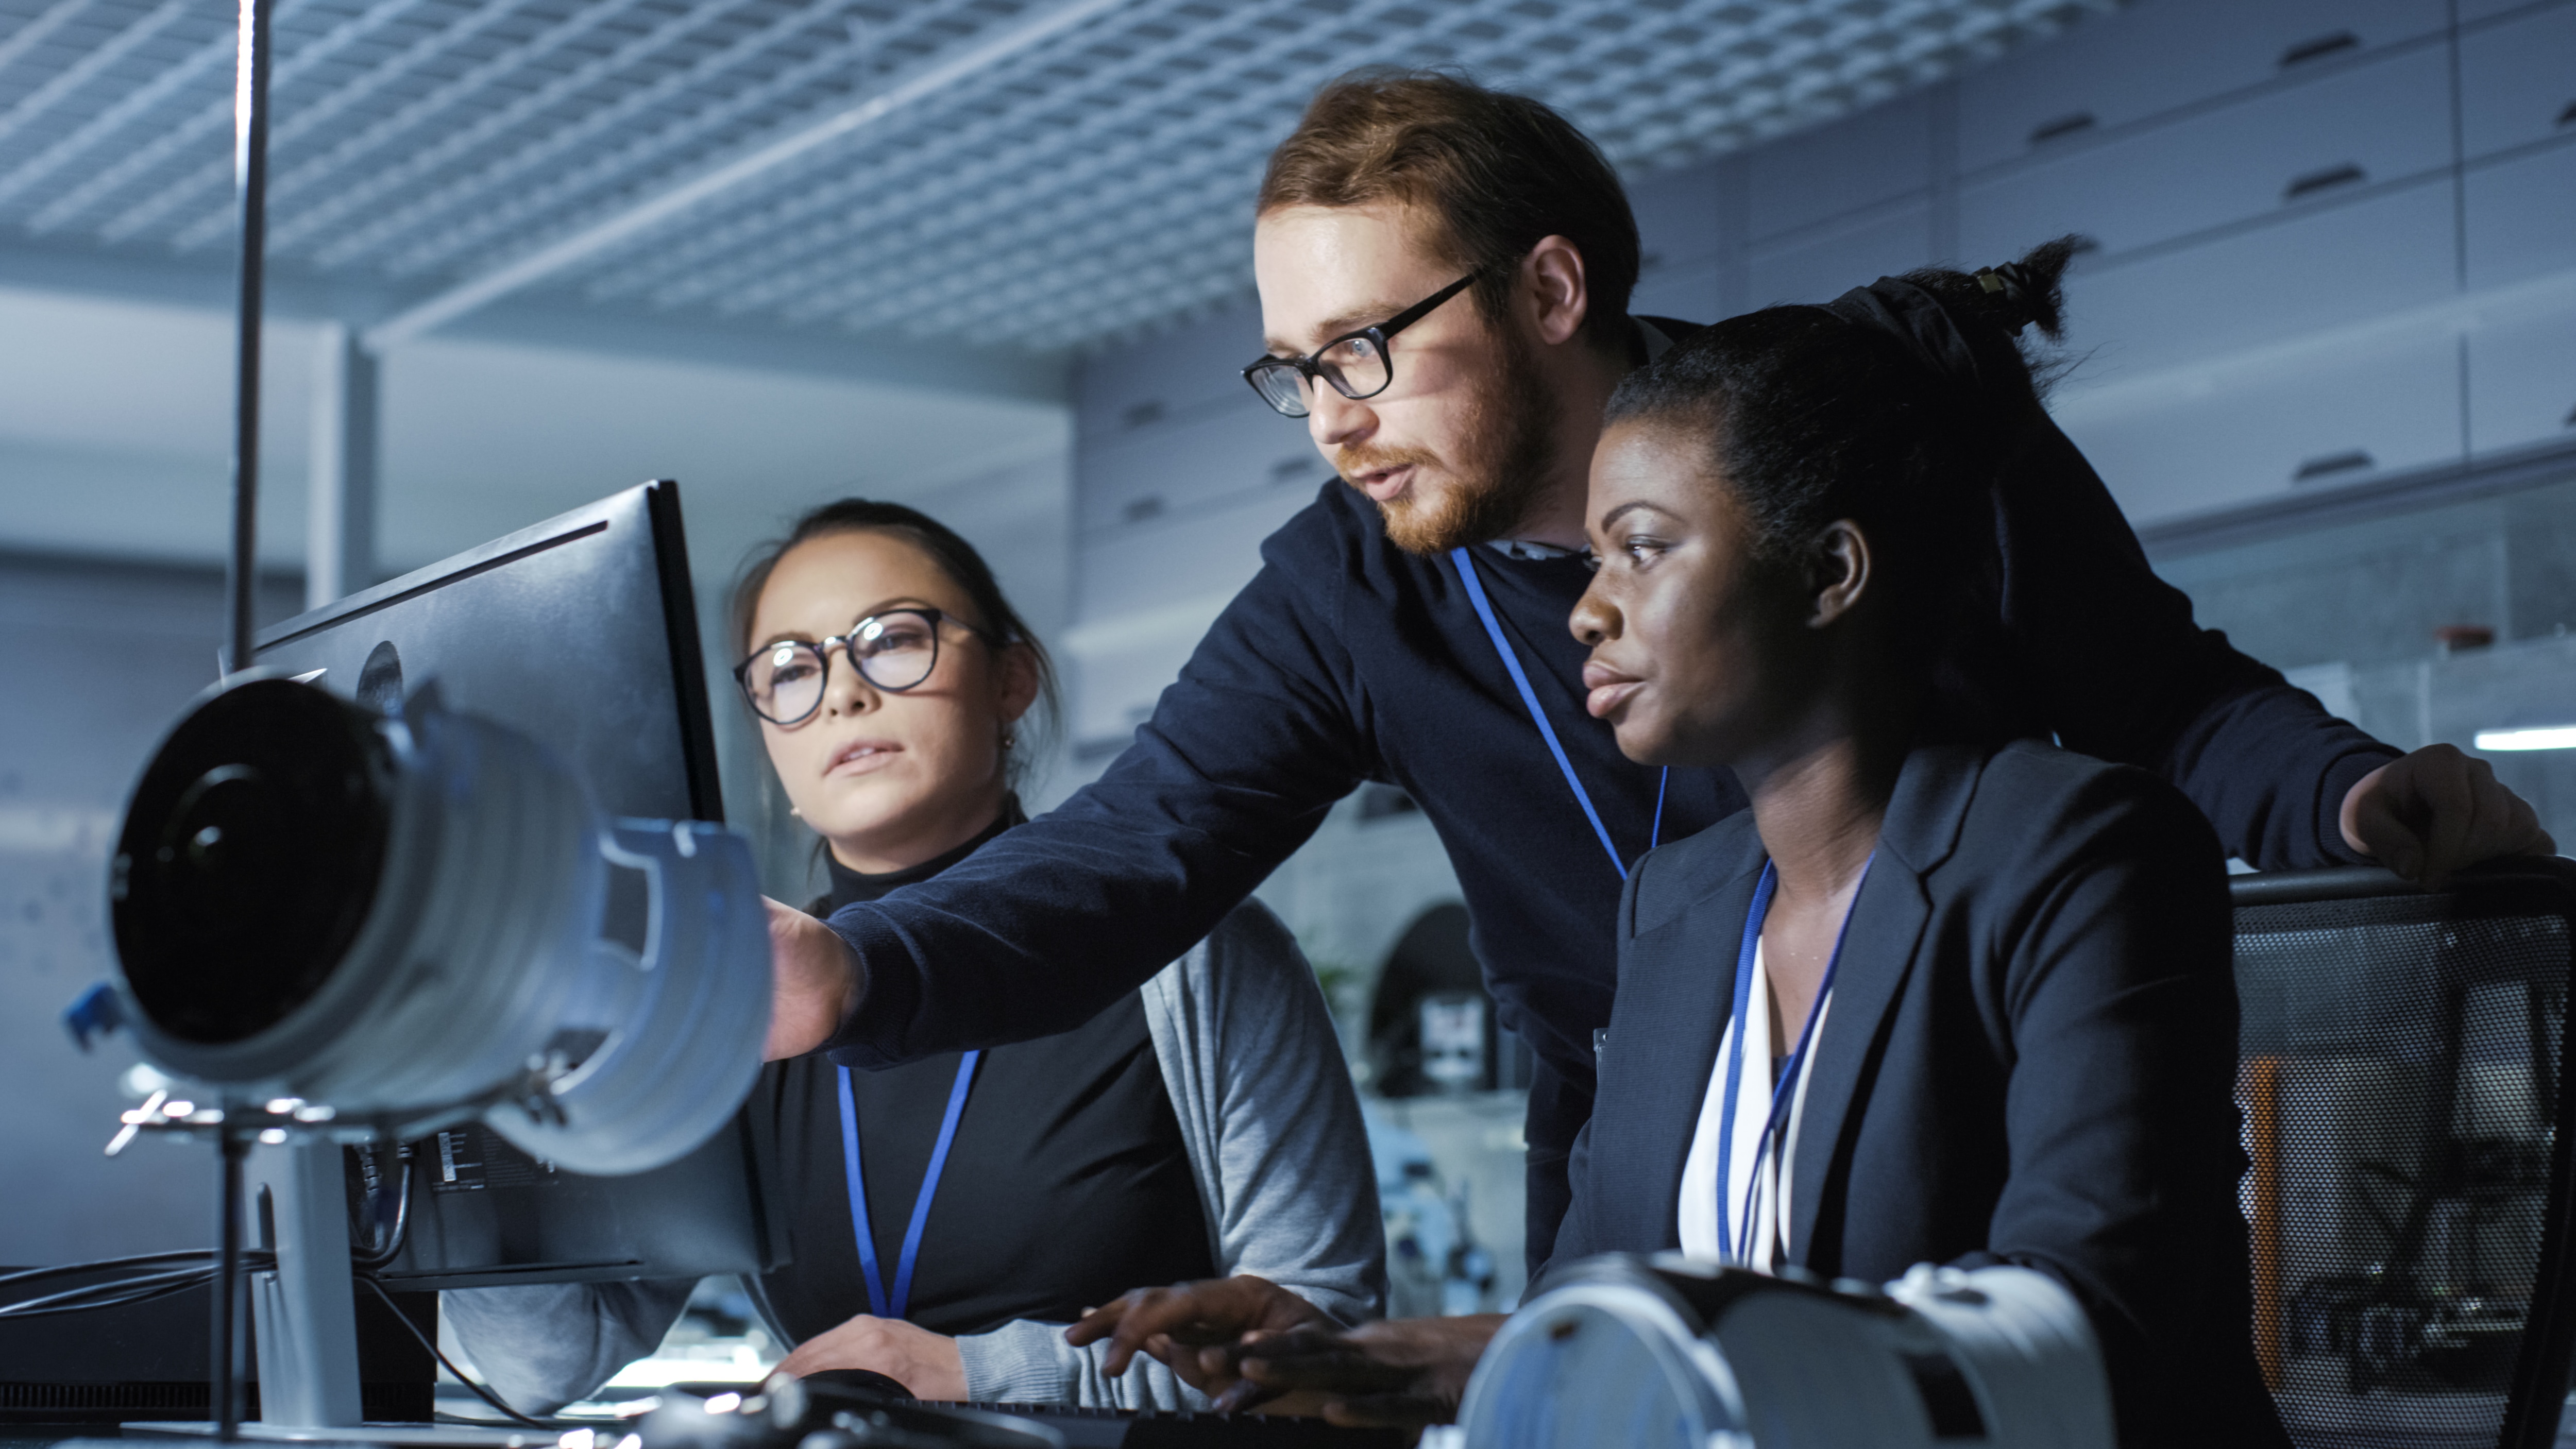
[
  {"left": 836, "top": 1051, "right": 980, "bottom": 1321},
  {"left": 1712, "top": 856, "right": 1872, "bottom": 1263},
  {"left": 1451, "top": 545, "right": 1665, "bottom": 875}
]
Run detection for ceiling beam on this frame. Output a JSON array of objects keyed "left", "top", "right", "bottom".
[{"left": 360, "top": 0, "right": 1134, "bottom": 354}]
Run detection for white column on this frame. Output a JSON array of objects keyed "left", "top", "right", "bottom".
[
  {"left": 249, "top": 1141, "right": 366, "bottom": 1428},
  {"left": 306, "top": 323, "right": 379, "bottom": 609}
]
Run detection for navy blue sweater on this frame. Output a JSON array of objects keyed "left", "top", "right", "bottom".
[{"left": 822, "top": 442, "right": 2397, "bottom": 1265}]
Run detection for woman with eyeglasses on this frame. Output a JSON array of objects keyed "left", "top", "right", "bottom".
[{"left": 445, "top": 499, "right": 1382, "bottom": 1412}]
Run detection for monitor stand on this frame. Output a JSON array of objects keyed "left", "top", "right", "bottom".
[{"left": 117, "top": 1142, "right": 557, "bottom": 1448}]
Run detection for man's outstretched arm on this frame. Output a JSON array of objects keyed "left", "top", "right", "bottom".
[
  {"left": 1998, "top": 415, "right": 2545, "bottom": 877},
  {"left": 773, "top": 521, "right": 1375, "bottom": 1066}
]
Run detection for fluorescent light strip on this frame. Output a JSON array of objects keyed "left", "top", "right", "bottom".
[{"left": 2474, "top": 727, "right": 2576, "bottom": 752}]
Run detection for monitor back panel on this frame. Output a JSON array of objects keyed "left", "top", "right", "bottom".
[{"left": 253, "top": 481, "right": 783, "bottom": 1289}]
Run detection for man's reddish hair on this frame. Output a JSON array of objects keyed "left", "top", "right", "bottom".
[{"left": 1258, "top": 70, "right": 1641, "bottom": 353}]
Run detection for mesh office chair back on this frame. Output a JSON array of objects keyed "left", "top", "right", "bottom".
[{"left": 2234, "top": 859, "right": 2576, "bottom": 1449}]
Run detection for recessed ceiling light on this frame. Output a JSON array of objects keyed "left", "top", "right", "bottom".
[{"left": 2474, "top": 726, "right": 2576, "bottom": 752}]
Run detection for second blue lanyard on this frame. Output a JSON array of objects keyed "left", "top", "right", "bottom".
[
  {"left": 1711, "top": 856, "right": 1871, "bottom": 1263},
  {"left": 836, "top": 1051, "right": 980, "bottom": 1321}
]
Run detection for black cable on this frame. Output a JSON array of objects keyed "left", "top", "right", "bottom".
[
  {"left": 2, "top": 1267, "right": 211, "bottom": 1309},
  {"left": 354, "top": 1272, "right": 560, "bottom": 1431},
  {"left": 0, "top": 1239, "right": 558, "bottom": 1431},
  {"left": 0, "top": 1249, "right": 276, "bottom": 1295},
  {"left": 351, "top": 1157, "right": 413, "bottom": 1271},
  {"left": 0, "top": 1268, "right": 222, "bottom": 1320}
]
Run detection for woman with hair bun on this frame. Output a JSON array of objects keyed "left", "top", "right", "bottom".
[
  {"left": 446, "top": 499, "right": 1382, "bottom": 1413},
  {"left": 1073, "top": 244, "right": 2286, "bottom": 1447},
  {"left": 1545, "top": 242, "right": 2283, "bottom": 1446}
]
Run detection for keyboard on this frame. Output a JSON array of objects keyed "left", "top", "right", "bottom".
[{"left": 911, "top": 1402, "right": 1407, "bottom": 1449}]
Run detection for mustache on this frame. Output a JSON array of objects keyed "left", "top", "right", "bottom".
[{"left": 1334, "top": 445, "right": 1438, "bottom": 482}]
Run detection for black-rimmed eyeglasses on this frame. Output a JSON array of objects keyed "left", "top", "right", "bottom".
[
  {"left": 733, "top": 608, "right": 992, "bottom": 725},
  {"left": 1241, "top": 271, "right": 1484, "bottom": 419}
]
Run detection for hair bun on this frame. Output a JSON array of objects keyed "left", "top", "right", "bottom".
[{"left": 1959, "top": 235, "right": 2082, "bottom": 340}]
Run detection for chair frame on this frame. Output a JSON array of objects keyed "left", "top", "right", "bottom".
[{"left": 2233, "top": 858, "right": 2576, "bottom": 1449}]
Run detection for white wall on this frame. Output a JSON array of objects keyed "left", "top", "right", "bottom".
[
  {"left": 0, "top": 284, "right": 1069, "bottom": 581},
  {"left": 0, "top": 561, "right": 303, "bottom": 1263}
]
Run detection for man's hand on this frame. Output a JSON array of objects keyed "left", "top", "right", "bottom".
[
  {"left": 1064, "top": 1275, "right": 1330, "bottom": 1381},
  {"left": 2341, "top": 744, "right": 2555, "bottom": 885},
  {"left": 767, "top": 897, "right": 862, "bottom": 1062},
  {"left": 1212, "top": 1316, "right": 1504, "bottom": 1424},
  {"left": 776, "top": 1313, "right": 965, "bottom": 1401}
]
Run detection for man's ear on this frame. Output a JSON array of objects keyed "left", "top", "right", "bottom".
[
  {"left": 1522, "top": 235, "right": 1590, "bottom": 348},
  {"left": 1806, "top": 520, "right": 1872, "bottom": 629}
]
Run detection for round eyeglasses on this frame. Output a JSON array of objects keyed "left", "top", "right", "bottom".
[
  {"left": 733, "top": 608, "right": 987, "bottom": 725},
  {"left": 1241, "top": 270, "right": 1484, "bottom": 419}
]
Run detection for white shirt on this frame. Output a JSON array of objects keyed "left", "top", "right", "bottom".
[{"left": 1677, "top": 940, "right": 1834, "bottom": 1269}]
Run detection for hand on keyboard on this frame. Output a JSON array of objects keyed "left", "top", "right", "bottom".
[
  {"left": 1066, "top": 1277, "right": 1502, "bottom": 1426},
  {"left": 1066, "top": 1274, "right": 1331, "bottom": 1385},
  {"left": 1200, "top": 1316, "right": 1503, "bottom": 1426},
  {"left": 776, "top": 1312, "right": 966, "bottom": 1401}
]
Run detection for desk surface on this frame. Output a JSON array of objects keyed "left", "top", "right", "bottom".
[{"left": 3, "top": 1431, "right": 116, "bottom": 1449}]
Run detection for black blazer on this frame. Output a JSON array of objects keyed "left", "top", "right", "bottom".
[{"left": 1554, "top": 739, "right": 2285, "bottom": 1449}]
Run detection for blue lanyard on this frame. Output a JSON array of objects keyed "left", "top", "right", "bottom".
[
  {"left": 1711, "top": 856, "right": 1872, "bottom": 1263},
  {"left": 835, "top": 1051, "right": 980, "bottom": 1321},
  {"left": 1450, "top": 545, "right": 1666, "bottom": 878}
]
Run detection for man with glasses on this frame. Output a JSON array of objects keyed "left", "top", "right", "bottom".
[{"left": 768, "top": 70, "right": 2550, "bottom": 1277}]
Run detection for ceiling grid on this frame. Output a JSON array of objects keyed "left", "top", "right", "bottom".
[{"left": 0, "top": 0, "right": 2110, "bottom": 354}]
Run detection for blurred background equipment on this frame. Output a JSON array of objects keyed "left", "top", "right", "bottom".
[
  {"left": 1363, "top": 904, "right": 1535, "bottom": 1101},
  {"left": 1362, "top": 1113, "right": 1501, "bottom": 1321}
]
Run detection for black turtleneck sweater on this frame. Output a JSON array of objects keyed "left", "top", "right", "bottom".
[{"left": 752, "top": 806, "right": 1214, "bottom": 1343}]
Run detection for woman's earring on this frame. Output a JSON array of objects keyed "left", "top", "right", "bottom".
[
  {"left": 999, "top": 727, "right": 1016, "bottom": 753},
  {"left": 789, "top": 806, "right": 803, "bottom": 819}
]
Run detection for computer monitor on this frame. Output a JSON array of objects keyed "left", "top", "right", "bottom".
[{"left": 250, "top": 480, "right": 786, "bottom": 1290}]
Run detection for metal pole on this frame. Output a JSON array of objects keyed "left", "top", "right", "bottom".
[
  {"left": 224, "top": 0, "right": 272, "bottom": 675},
  {"left": 217, "top": 3, "right": 272, "bottom": 1425},
  {"left": 214, "top": 1128, "right": 250, "bottom": 1439}
]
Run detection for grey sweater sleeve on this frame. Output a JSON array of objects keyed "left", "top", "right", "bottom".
[
  {"left": 440, "top": 1278, "right": 697, "bottom": 1415},
  {"left": 955, "top": 899, "right": 1387, "bottom": 1408}
]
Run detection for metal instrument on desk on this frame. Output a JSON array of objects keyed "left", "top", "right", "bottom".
[
  {"left": 1432, "top": 1252, "right": 2115, "bottom": 1449},
  {"left": 69, "top": 671, "right": 773, "bottom": 1446}
]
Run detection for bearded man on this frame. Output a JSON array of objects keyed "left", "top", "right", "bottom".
[{"left": 768, "top": 70, "right": 2549, "bottom": 1280}]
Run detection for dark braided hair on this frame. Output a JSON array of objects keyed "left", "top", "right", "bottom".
[
  {"left": 1603, "top": 237, "right": 2084, "bottom": 742},
  {"left": 730, "top": 498, "right": 1060, "bottom": 789}
]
